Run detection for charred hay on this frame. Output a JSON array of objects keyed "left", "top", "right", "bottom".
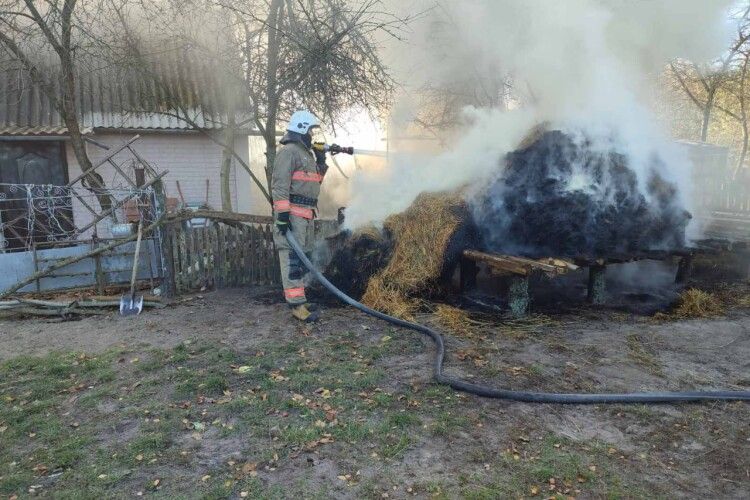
[{"left": 473, "top": 130, "right": 691, "bottom": 258}]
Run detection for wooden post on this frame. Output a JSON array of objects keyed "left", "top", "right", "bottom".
[
  {"left": 216, "top": 224, "right": 226, "bottom": 288},
  {"left": 587, "top": 264, "right": 607, "bottom": 304},
  {"left": 160, "top": 223, "right": 177, "bottom": 298},
  {"left": 508, "top": 275, "right": 530, "bottom": 317},
  {"left": 675, "top": 255, "right": 694, "bottom": 284}
]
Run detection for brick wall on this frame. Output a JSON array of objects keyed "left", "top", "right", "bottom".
[{"left": 66, "top": 131, "right": 254, "bottom": 238}]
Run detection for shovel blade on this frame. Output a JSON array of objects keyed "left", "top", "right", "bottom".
[{"left": 119, "top": 294, "right": 144, "bottom": 316}]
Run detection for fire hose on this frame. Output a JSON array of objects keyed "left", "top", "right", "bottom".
[{"left": 287, "top": 232, "right": 750, "bottom": 404}]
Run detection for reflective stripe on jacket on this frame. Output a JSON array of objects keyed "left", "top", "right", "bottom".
[{"left": 271, "top": 141, "right": 325, "bottom": 220}]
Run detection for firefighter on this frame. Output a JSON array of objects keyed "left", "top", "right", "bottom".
[{"left": 271, "top": 110, "right": 329, "bottom": 322}]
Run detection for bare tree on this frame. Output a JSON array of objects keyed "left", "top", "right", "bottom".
[
  {"left": 668, "top": 4, "right": 750, "bottom": 142},
  {"left": 0, "top": 0, "right": 113, "bottom": 211},
  {"left": 117, "top": 0, "right": 410, "bottom": 209}
]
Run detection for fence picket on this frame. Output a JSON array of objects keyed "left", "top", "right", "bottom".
[
  {"left": 163, "top": 218, "right": 281, "bottom": 293},
  {"left": 250, "top": 226, "right": 260, "bottom": 285},
  {"left": 243, "top": 225, "right": 251, "bottom": 285},
  {"left": 180, "top": 226, "right": 190, "bottom": 290}
]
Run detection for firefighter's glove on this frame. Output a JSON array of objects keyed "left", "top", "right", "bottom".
[{"left": 275, "top": 211, "right": 291, "bottom": 235}]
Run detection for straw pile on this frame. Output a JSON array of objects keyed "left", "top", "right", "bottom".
[
  {"left": 330, "top": 193, "right": 473, "bottom": 318},
  {"left": 671, "top": 289, "right": 725, "bottom": 318}
]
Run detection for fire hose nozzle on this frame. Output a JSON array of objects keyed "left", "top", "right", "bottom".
[{"left": 313, "top": 143, "right": 355, "bottom": 155}]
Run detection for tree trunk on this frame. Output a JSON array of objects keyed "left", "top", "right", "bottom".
[
  {"left": 220, "top": 117, "right": 236, "bottom": 211},
  {"left": 738, "top": 121, "right": 749, "bottom": 175},
  {"left": 701, "top": 87, "right": 717, "bottom": 142},
  {"left": 263, "top": 0, "right": 284, "bottom": 194}
]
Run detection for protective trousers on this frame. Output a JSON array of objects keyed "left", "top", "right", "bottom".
[{"left": 273, "top": 214, "right": 314, "bottom": 305}]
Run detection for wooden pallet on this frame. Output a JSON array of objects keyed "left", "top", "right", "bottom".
[{"left": 459, "top": 243, "right": 740, "bottom": 317}]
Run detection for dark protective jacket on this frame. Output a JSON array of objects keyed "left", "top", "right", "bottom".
[{"left": 271, "top": 133, "right": 327, "bottom": 219}]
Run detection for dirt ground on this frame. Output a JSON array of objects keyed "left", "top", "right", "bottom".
[{"left": 1, "top": 283, "right": 749, "bottom": 499}]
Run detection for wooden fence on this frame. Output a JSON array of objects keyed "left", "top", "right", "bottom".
[
  {"left": 161, "top": 218, "right": 280, "bottom": 294},
  {"left": 694, "top": 173, "right": 750, "bottom": 241}
]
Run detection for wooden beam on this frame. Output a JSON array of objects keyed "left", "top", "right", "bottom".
[
  {"left": 463, "top": 249, "right": 573, "bottom": 277},
  {"left": 168, "top": 210, "right": 274, "bottom": 225},
  {"left": 65, "top": 135, "right": 141, "bottom": 187}
]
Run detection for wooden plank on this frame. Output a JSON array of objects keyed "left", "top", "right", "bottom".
[
  {"left": 267, "top": 224, "right": 278, "bottom": 284},
  {"left": 242, "top": 225, "right": 251, "bottom": 285},
  {"left": 209, "top": 223, "right": 218, "bottom": 289},
  {"left": 65, "top": 136, "right": 141, "bottom": 187},
  {"left": 176, "top": 225, "right": 186, "bottom": 293},
  {"left": 463, "top": 249, "right": 576, "bottom": 277},
  {"left": 262, "top": 225, "right": 273, "bottom": 285},
  {"left": 215, "top": 224, "right": 225, "bottom": 288},
  {"left": 186, "top": 227, "right": 195, "bottom": 289},
  {"left": 202, "top": 226, "right": 211, "bottom": 288},
  {"left": 168, "top": 210, "right": 273, "bottom": 226},
  {"left": 197, "top": 226, "right": 207, "bottom": 289},
  {"left": 228, "top": 226, "right": 237, "bottom": 286},
  {"left": 199, "top": 226, "right": 207, "bottom": 289},
  {"left": 464, "top": 250, "right": 529, "bottom": 276},
  {"left": 249, "top": 224, "right": 258, "bottom": 285},
  {"left": 162, "top": 223, "right": 177, "bottom": 297},
  {"left": 221, "top": 226, "right": 228, "bottom": 287}
]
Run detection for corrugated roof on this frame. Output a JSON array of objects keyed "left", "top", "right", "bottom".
[
  {"left": 0, "top": 125, "right": 92, "bottom": 136},
  {"left": 0, "top": 46, "right": 251, "bottom": 133}
]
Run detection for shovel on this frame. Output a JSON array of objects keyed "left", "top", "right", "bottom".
[{"left": 120, "top": 220, "right": 144, "bottom": 316}]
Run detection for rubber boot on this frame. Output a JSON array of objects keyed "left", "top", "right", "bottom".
[{"left": 291, "top": 303, "right": 320, "bottom": 323}]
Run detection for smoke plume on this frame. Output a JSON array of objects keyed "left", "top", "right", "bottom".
[{"left": 344, "top": 0, "right": 735, "bottom": 233}]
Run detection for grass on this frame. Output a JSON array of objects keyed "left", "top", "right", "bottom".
[
  {"left": 626, "top": 334, "right": 663, "bottom": 375},
  {"left": 0, "top": 325, "right": 704, "bottom": 499}
]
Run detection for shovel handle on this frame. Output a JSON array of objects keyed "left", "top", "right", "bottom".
[{"left": 130, "top": 220, "right": 143, "bottom": 298}]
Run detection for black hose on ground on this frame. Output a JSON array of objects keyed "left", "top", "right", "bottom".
[{"left": 287, "top": 233, "right": 750, "bottom": 404}]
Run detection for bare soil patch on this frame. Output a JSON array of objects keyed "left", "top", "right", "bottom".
[{"left": 1, "top": 286, "right": 749, "bottom": 498}]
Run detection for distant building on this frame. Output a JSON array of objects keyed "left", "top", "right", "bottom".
[{"left": 0, "top": 48, "right": 260, "bottom": 238}]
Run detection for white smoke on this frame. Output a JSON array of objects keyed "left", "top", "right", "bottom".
[{"left": 344, "top": 0, "right": 736, "bottom": 229}]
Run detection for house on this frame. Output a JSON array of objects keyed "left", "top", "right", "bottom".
[{"left": 0, "top": 48, "right": 268, "bottom": 250}]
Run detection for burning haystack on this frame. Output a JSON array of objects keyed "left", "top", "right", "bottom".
[
  {"left": 326, "top": 192, "right": 474, "bottom": 318},
  {"left": 326, "top": 128, "right": 691, "bottom": 317},
  {"left": 473, "top": 130, "right": 691, "bottom": 258}
]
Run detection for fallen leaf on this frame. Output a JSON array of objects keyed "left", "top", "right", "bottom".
[
  {"left": 240, "top": 493, "right": 248, "bottom": 498},
  {"left": 530, "top": 485, "right": 539, "bottom": 495},
  {"left": 380, "top": 335, "right": 391, "bottom": 343},
  {"left": 153, "top": 479, "right": 161, "bottom": 487},
  {"left": 0, "top": 425, "right": 7, "bottom": 433},
  {"left": 135, "top": 454, "right": 144, "bottom": 461},
  {"left": 201, "top": 475, "right": 211, "bottom": 482},
  {"left": 241, "top": 462, "right": 258, "bottom": 475},
  {"left": 192, "top": 422, "right": 206, "bottom": 431},
  {"left": 236, "top": 366, "right": 251, "bottom": 374},
  {"left": 98, "top": 474, "right": 108, "bottom": 480}
]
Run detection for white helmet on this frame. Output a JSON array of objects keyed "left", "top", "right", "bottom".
[{"left": 286, "top": 110, "right": 320, "bottom": 134}]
